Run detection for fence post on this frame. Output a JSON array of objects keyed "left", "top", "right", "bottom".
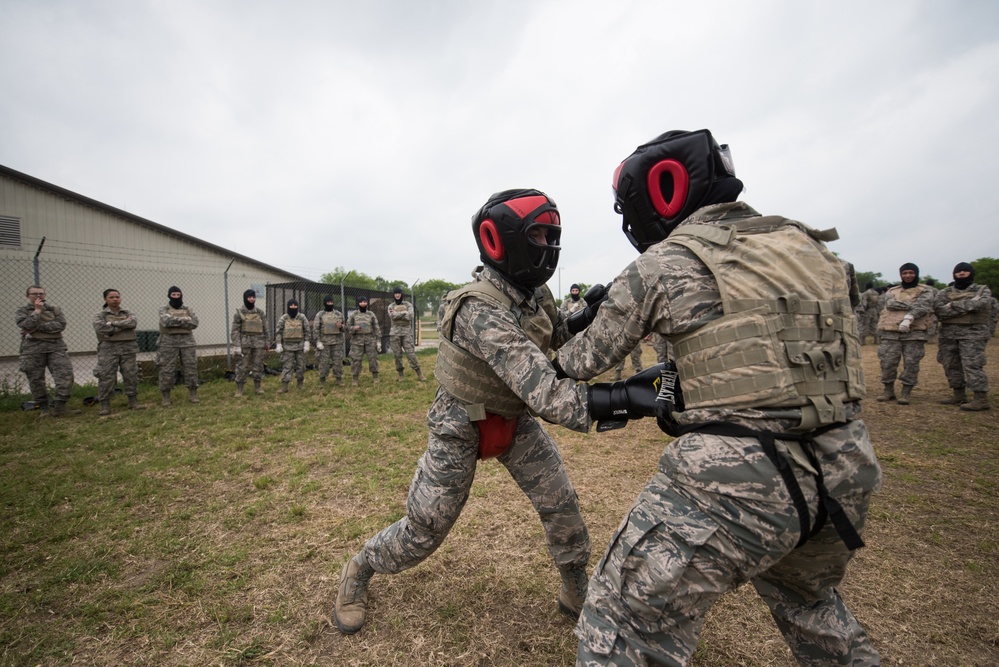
[
  {"left": 224, "top": 258, "right": 234, "bottom": 368},
  {"left": 33, "top": 237, "right": 46, "bottom": 285}
]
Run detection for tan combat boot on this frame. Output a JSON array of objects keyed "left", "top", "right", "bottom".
[
  {"left": 278, "top": 382, "right": 289, "bottom": 394},
  {"left": 876, "top": 383, "right": 896, "bottom": 402},
  {"left": 98, "top": 400, "right": 112, "bottom": 416},
  {"left": 161, "top": 391, "right": 172, "bottom": 407},
  {"left": 52, "top": 401, "right": 79, "bottom": 417},
  {"left": 234, "top": 383, "right": 244, "bottom": 398},
  {"left": 254, "top": 379, "right": 264, "bottom": 395},
  {"left": 939, "top": 387, "right": 966, "bottom": 405},
  {"left": 334, "top": 553, "right": 375, "bottom": 634},
  {"left": 397, "top": 369, "right": 405, "bottom": 382},
  {"left": 960, "top": 391, "right": 990, "bottom": 412},
  {"left": 557, "top": 564, "right": 589, "bottom": 620},
  {"left": 372, "top": 373, "right": 379, "bottom": 385},
  {"left": 897, "top": 384, "right": 913, "bottom": 405},
  {"left": 417, "top": 369, "right": 427, "bottom": 383},
  {"left": 351, "top": 376, "right": 359, "bottom": 387},
  {"left": 189, "top": 387, "right": 200, "bottom": 404},
  {"left": 128, "top": 395, "right": 146, "bottom": 410},
  {"left": 297, "top": 379, "right": 304, "bottom": 390}
]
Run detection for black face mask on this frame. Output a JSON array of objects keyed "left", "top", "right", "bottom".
[
  {"left": 394, "top": 296, "right": 403, "bottom": 304},
  {"left": 288, "top": 307, "right": 299, "bottom": 318},
  {"left": 169, "top": 295, "right": 183, "bottom": 308},
  {"left": 324, "top": 302, "right": 334, "bottom": 312},
  {"left": 570, "top": 293, "right": 580, "bottom": 301},
  {"left": 358, "top": 304, "right": 368, "bottom": 313}
]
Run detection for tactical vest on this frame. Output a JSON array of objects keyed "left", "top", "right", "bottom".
[
  {"left": 877, "top": 285, "right": 931, "bottom": 331},
  {"left": 282, "top": 316, "right": 305, "bottom": 340},
  {"left": 435, "top": 278, "right": 554, "bottom": 419},
  {"left": 101, "top": 311, "right": 137, "bottom": 341},
  {"left": 353, "top": 311, "right": 377, "bottom": 335},
  {"left": 940, "top": 286, "right": 991, "bottom": 325},
  {"left": 317, "top": 311, "right": 343, "bottom": 336},
  {"left": 160, "top": 306, "right": 193, "bottom": 335},
  {"left": 389, "top": 303, "right": 411, "bottom": 323},
  {"left": 240, "top": 310, "right": 264, "bottom": 335},
  {"left": 29, "top": 308, "right": 63, "bottom": 340},
  {"left": 667, "top": 216, "right": 865, "bottom": 431}
]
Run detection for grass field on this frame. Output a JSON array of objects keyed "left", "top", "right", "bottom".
[{"left": 1, "top": 344, "right": 997, "bottom": 666}]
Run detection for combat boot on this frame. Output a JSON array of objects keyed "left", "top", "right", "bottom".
[
  {"left": 161, "top": 391, "right": 172, "bottom": 407},
  {"left": 960, "top": 391, "right": 990, "bottom": 412},
  {"left": 51, "top": 401, "right": 79, "bottom": 417},
  {"left": 254, "top": 379, "right": 264, "bottom": 395},
  {"left": 128, "top": 395, "right": 146, "bottom": 410},
  {"left": 297, "top": 379, "right": 304, "bottom": 390},
  {"left": 335, "top": 377, "right": 344, "bottom": 387},
  {"left": 939, "top": 387, "right": 966, "bottom": 405},
  {"left": 319, "top": 378, "right": 327, "bottom": 388},
  {"left": 897, "top": 384, "right": 913, "bottom": 405},
  {"left": 372, "top": 373, "right": 379, "bottom": 385},
  {"left": 334, "top": 553, "right": 375, "bottom": 634},
  {"left": 188, "top": 387, "right": 200, "bottom": 404},
  {"left": 397, "top": 369, "right": 405, "bottom": 382},
  {"left": 351, "top": 376, "right": 359, "bottom": 387},
  {"left": 99, "top": 400, "right": 112, "bottom": 416},
  {"left": 876, "top": 383, "right": 896, "bottom": 402},
  {"left": 234, "top": 383, "right": 245, "bottom": 397},
  {"left": 557, "top": 564, "right": 589, "bottom": 620},
  {"left": 37, "top": 400, "right": 50, "bottom": 417},
  {"left": 417, "top": 369, "right": 427, "bottom": 383}
]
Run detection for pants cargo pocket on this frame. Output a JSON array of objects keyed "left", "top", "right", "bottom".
[{"left": 576, "top": 607, "right": 620, "bottom": 661}]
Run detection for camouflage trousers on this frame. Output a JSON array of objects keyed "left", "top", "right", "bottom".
[
  {"left": 391, "top": 332, "right": 421, "bottom": 373},
  {"left": 859, "top": 313, "right": 879, "bottom": 345},
  {"left": 280, "top": 349, "right": 306, "bottom": 383},
  {"left": 615, "top": 346, "right": 644, "bottom": 374},
  {"left": 651, "top": 335, "right": 671, "bottom": 364},
  {"left": 350, "top": 333, "right": 379, "bottom": 377},
  {"left": 877, "top": 338, "right": 926, "bottom": 386},
  {"left": 363, "top": 391, "right": 590, "bottom": 575},
  {"left": 19, "top": 340, "right": 74, "bottom": 404},
  {"left": 234, "top": 338, "right": 266, "bottom": 384},
  {"left": 576, "top": 419, "right": 882, "bottom": 667},
  {"left": 158, "top": 344, "right": 198, "bottom": 391},
  {"left": 937, "top": 338, "right": 989, "bottom": 392},
  {"left": 316, "top": 337, "right": 345, "bottom": 381},
  {"left": 95, "top": 342, "right": 139, "bottom": 401}
]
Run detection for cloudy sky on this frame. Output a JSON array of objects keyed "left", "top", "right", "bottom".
[{"left": 2, "top": 0, "right": 997, "bottom": 293}]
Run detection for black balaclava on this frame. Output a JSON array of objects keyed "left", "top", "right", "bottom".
[
  {"left": 287, "top": 299, "right": 299, "bottom": 318},
  {"left": 864, "top": 282, "right": 874, "bottom": 291},
  {"left": 899, "top": 263, "right": 920, "bottom": 289},
  {"left": 243, "top": 289, "right": 256, "bottom": 309},
  {"left": 570, "top": 283, "right": 581, "bottom": 301},
  {"left": 323, "top": 295, "right": 335, "bottom": 312},
  {"left": 357, "top": 296, "right": 368, "bottom": 313},
  {"left": 953, "top": 262, "right": 975, "bottom": 290},
  {"left": 168, "top": 286, "right": 183, "bottom": 309},
  {"left": 393, "top": 287, "right": 403, "bottom": 304}
]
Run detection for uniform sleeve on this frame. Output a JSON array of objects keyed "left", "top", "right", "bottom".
[
  {"left": 93, "top": 311, "right": 114, "bottom": 337},
  {"left": 373, "top": 314, "right": 381, "bottom": 338},
  {"left": 119, "top": 311, "right": 137, "bottom": 330},
  {"left": 187, "top": 308, "right": 199, "bottom": 329},
  {"left": 934, "top": 289, "right": 965, "bottom": 320},
  {"left": 457, "top": 298, "right": 592, "bottom": 432},
  {"left": 231, "top": 311, "right": 242, "bottom": 344},
  {"left": 275, "top": 315, "right": 285, "bottom": 344},
  {"left": 906, "top": 287, "right": 936, "bottom": 320}
]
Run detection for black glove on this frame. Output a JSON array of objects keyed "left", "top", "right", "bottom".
[
  {"left": 587, "top": 361, "right": 675, "bottom": 431},
  {"left": 567, "top": 283, "right": 609, "bottom": 335}
]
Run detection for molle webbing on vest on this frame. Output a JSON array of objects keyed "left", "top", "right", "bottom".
[
  {"left": 319, "top": 312, "right": 342, "bottom": 335},
  {"left": 30, "top": 309, "right": 63, "bottom": 340},
  {"left": 283, "top": 317, "right": 305, "bottom": 340},
  {"left": 668, "top": 216, "right": 864, "bottom": 431},
  {"left": 104, "top": 312, "right": 136, "bottom": 341},
  {"left": 240, "top": 311, "right": 264, "bottom": 334},
  {"left": 435, "top": 339, "right": 526, "bottom": 419},
  {"left": 943, "top": 287, "right": 991, "bottom": 325},
  {"left": 877, "top": 285, "right": 931, "bottom": 331},
  {"left": 160, "top": 307, "right": 192, "bottom": 335}
]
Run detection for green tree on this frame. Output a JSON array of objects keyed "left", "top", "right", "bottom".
[
  {"left": 854, "top": 271, "right": 885, "bottom": 290},
  {"left": 971, "top": 257, "right": 999, "bottom": 295},
  {"left": 413, "top": 278, "right": 462, "bottom": 315},
  {"left": 319, "top": 267, "right": 408, "bottom": 294}
]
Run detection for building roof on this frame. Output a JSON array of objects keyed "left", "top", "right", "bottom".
[{"left": 0, "top": 163, "right": 310, "bottom": 282}]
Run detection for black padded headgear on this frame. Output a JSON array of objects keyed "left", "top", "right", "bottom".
[
  {"left": 612, "top": 129, "right": 742, "bottom": 252},
  {"left": 472, "top": 188, "right": 561, "bottom": 290}
]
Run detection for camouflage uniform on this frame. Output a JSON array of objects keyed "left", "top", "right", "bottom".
[
  {"left": 361, "top": 266, "right": 592, "bottom": 579},
  {"left": 348, "top": 309, "right": 381, "bottom": 382},
  {"left": 232, "top": 305, "right": 268, "bottom": 386},
  {"left": 313, "top": 308, "right": 345, "bottom": 384},
  {"left": 157, "top": 303, "right": 199, "bottom": 392},
  {"left": 388, "top": 298, "right": 424, "bottom": 379},
  {"left": 93, "top": 306, "right": 140, "bottom": 402},
  {"left": 875, "top": 283, "right": 935, "bottom": 391},
  {"left": 855, "top": 287, "right": 881, "bottom": 344},
  {"left": 613, "top": 345, "right": 644, "bottom": 380},
  {"left": 561, "top": 295, "right": 586, "bottom": 317},
  {"left": 651, "top": 332, "right": 672, "bottom": 363},
  {"left": 16, "top": 302, "right": 75, "bottom": 410},
  {"left": 934, "top": 282, "right": 992, "bottom": 394},
  {"left": 557, "top": 202, "right": 881, "bottom": 667},
  {"left": 275, "top": 312, "right": 310, "bottom": 385}
]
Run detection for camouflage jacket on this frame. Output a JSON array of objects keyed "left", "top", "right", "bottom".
[
  {"left": 387, "top": 300, "right": 415, "bottom": 336},
  {"left": 275, "top": 313, "right": 310, "bottom": 350},
  {"left": 876, "top": 283, "right": 935, "bottom": 340},
  {"left": 93, "top": 306, "right": 138, "bottom": 345},
  {"left": 231, "top": 306, "right": 268, "bottom": 347},
  {"left": 934, "top": 283, "right": 993, "bottom": 341},
  {"left": 555, "top": 201, "right": 861, "bottom": 431},
  {"left": 560, "top": 296, "right": 585, "bottom": 316},
  {"left": 347, "top": 310, "right": 381, "bottom": 338},
  {"left": 16, "top": 303, "right": 68, "bottom": 351},
  {"left": 313, "top": 309, "right": 345, "bottom": 342},
  {"left": 444, "top": 265, "right": 590, "bottom": 432}
]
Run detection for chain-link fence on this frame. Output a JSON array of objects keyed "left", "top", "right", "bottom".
[{"left": 1, "top": 241, "right": 411, "bottom": 397}]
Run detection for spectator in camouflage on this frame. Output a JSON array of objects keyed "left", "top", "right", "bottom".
[
  {"left": 274, "top": 298, "right": 310, "bottom": 392},
  {"left": 934, "top": 262, "right": 992, "bottom": 411},
  {"left": 347, "top": 296, "right": 380, "bottom": 386},
  {"left": 92, "top": 289, "right": 145, "bottom": 415},
  {"left": 312, "top": 295, "right": 345, "bottom": 387},
  {"left": 157, "top": 286, "right": 199, "bottom": 406},
  {"left": 651, "top": 331, "right": 672, "bottom": 363},
  {"left": 555, "top": 129, "right": 881, "bottom": 667},
  {"left": 855, "top": 282, "right": 881, "bottom": 344},
  {"left": 15, "top": 285, "right": 76, "bottom": 416},
  {"left": 388, "top": 287, "right": 426, "bottom": 382},
  {"left": 874, "top": 263, "right": 935, "bottom": 404},
  {"left": 231, "top": 289, "right": 268, "bottom": 397},
  {"left": 560, "top": 284, "right": 585, "bottom": 317}
]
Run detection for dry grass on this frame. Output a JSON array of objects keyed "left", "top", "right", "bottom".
[{"left": 1, "top": 344, "right": 997, "bottom": 666}]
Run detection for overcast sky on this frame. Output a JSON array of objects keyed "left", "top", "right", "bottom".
[{"left": 2, "top": 0, "right": 997, "bottom": 293}]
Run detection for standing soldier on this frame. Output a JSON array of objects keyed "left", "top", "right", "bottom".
[
  {"left": 875, "top": 263, "right": 935, "bottom": 404},
  {"left": 651, "top": 332, "right": 672, "bottom": 363},
  {"left": 92, "top": 288, "right": 145, "bottom": 415},
  {"left": 922, "top": 278, "right": 940, "bottom": 344},
  {"left": 555, "top": 129, "right": 881, "bottom": 666},
  {"left": 934, "top": 262, "right": 992, "bottom": 411},
  {"left": 347, "top": 296, "right": 381, "bottom": 386},
  {"left": 157, "top": 286, "right": 200, "bottom": 406},
  {"left": 313, "top": 295, "right": 346, "bottom": 388},
  {"left": 274, "top": 298, "right": 310, "bottom": 392},
  {"left": 231, "top": 289, "right": 268, "bottom": 397},
  {"left": 855, "top": 282, "right": 881, "bottom": 344},
  {"left": 16, "top": 285, "right": 76, "bottom": 416},
  {"left": 334, "top": 188, "right": 612, "bottom": 635},
  {"left": 388, "top": 286, "right": 427, "bottom": 382},
  {"left": 561, "top": 283, "right": 585, "bottom": 316}
]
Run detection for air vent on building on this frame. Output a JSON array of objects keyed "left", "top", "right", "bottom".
[{"left": 0, "top": 216, "right": 21, "bottom": 247}]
